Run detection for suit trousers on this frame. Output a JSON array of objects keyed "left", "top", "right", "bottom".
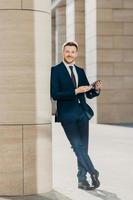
[{"left": 61, "top": 103, "right": 96, "bottom": 182}]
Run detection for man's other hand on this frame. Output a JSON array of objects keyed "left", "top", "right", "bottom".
[{"left": 75, "top": 85, "right": 93, "bottom": 94}]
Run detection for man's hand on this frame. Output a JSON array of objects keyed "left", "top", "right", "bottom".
[
  {"left": 94, "top": 80, "right": 103, "bottom": 90},
  {"left": 75, "top": 85, "right": 93, "bottom": 94}
]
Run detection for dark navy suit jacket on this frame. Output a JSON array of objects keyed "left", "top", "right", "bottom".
[{"left": 50, "top": 62, "right": 100, "bottom": 123}]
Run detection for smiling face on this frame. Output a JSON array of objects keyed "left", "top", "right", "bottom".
[{"left": 62, "top": 45, "right": 78, "bottom": 65}]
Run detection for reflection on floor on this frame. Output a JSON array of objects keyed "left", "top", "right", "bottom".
[{"left": 0, "top": 190, "right": 71, "bottom": 200}]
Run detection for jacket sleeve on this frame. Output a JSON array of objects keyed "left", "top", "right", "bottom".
[
  {"left": 50, "top": 67, "right": 76, "bottom": 101},
  {"left": 81, "top": 69, "right": 100, "bottom": 99}
]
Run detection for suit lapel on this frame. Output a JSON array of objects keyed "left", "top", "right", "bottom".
[
  {"left": 75, "top": 65, "right": 81, "bottom": 87},
  {"left": 60, "top": 62, "right": 75, "bottom": 88},
  {"left": 60, "top": 62, "right": 83, "bottom": 88}
]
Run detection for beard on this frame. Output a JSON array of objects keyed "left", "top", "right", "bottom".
[{"left": 64, "top": 57, "right": 75, "bottom": 64}]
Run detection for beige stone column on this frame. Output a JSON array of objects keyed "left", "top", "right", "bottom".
[
  {"left": 66, "top": 0, "right": 85, "bottom": 66},
  {"left": 85, "top": 0, "right": 97, "bottom": 123},
  {"left": 52, "top": 16, "right": 56, "bottom": 65},
  {"left": 55, "top": 6, "right": 66, "bottom": 63},
  {"left": 0, "top": 0, "right": 52, "bottom": 196}
]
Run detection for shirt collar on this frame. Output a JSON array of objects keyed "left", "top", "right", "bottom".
[{"left": 63, "top": 61, "right": 75, "bottom": 69}]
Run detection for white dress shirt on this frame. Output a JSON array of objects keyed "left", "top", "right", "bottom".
[
  {"left": 63, "top": 61, "right": 81, "bottom": 103},
  {"left": 63, "top": 61, "right": 78, "bottom": 88}
]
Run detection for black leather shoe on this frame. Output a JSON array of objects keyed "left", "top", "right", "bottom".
[
  {"left": 91, "top": 170, "right": 100, "bottom": 188},
  {"left": 78, "top": 180, "right": 95, "bottom": 190}
]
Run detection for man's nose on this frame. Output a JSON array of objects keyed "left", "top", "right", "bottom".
[{"left": 68, "top": 53, "right": 72, "bottom": 57}]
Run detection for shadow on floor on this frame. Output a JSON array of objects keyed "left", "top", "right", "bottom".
[
  {"left": 104, "top": 123, "right": 133, "bottom": 128},
  {"left": 0, "top": 190, "right": 71, "bottom": 200},
  {"left": 87, "top": 189, "right": 121, "bottom": 200}
]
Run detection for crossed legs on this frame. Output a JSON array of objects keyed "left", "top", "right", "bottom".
[{"left": 61, "top": 112, "right": 96, "bottom": 182}]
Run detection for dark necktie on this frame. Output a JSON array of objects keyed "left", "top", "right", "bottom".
[{"left": 69, "top": 66, "right": 76, "bottom": 88}]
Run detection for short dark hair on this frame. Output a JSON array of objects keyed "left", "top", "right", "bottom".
[{"left": 62, "top": 41, "right": 78, "bottom": 51}]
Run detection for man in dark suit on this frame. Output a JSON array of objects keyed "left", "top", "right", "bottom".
[{"left": 51, "top": 41, "right": 102, "bottom": 190}]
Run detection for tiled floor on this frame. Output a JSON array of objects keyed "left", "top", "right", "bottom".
[{"left": 52, "top": 121, "right": 133, "bottom": 200}]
